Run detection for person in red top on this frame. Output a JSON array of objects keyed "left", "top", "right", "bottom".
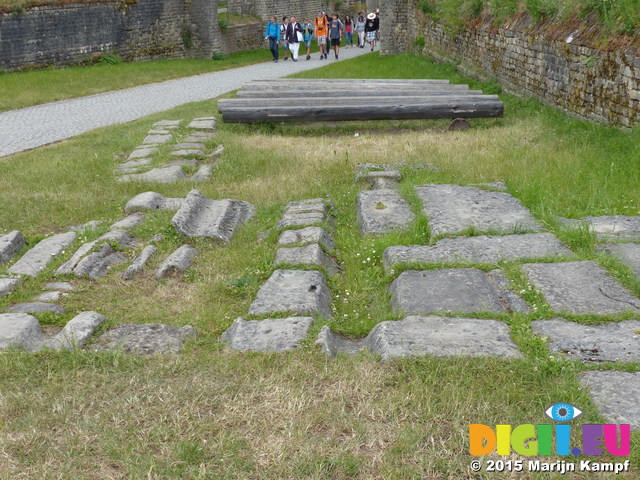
[
  {"left": 314, "top": 10, "right": 328, "bottom": 60},
  {"left": 344, "top": 15, "right": 354, "bottom": 48}
]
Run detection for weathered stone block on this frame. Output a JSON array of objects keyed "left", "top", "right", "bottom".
[
  {"left": 155, "top": 245, "right": 199, "bottom": 280},
  {"left": 277, "top": 227, "right": 335, "bottom": 251},
  {"left": 119, "top": 166, "right": 187, "bottom": 184},
  {"left": 357, "top": 189, "right": 415, "bottom": 234},
  {"left": 92, "top": 323, "right": 198, "bottom": 354},
  {"left": 221, "top": 316, "right": 313, "bottom": 352},
  {"left": 580, "top": 371, "right": 640, "bottom": 429},
  {"left": 8, "top": 302, "right": 65, "bottom": 315},
  {"left": 8, "top": 232, "right": 77, "bottom": 277},
  {"left": 0, "top": 313, "right": 45, "bottom": 351},
  {"left": 274, "top": 243, "right": 339, "bottom": 276},
  {"left": 125, "top": 192, "right": 183, "bottom": 213},
  {"left": 123, "top": 245, "right": 158, "bottom": 280},
  {"left": 45, "top": 311, "right": 106, "bottom": 351},
  {"left": 559, "top": 215, "right": 640, "bottom": 241},
  {"left": 0, "top": 231, "right": 25, "bottom": 265},
  {"left": 597, "top": 243, "right": 640, "bottom": 278}
]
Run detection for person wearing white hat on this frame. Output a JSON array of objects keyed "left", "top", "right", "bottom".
[{"left": 364, "top": 13, "right": 377, "bottom": 51}]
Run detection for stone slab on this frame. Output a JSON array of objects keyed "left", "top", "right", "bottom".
[
  {"left": 171, "top": 149, "right": 204, "bottom": 157},
  {"left": 123, "top": 245, "right": 157, "bottom": 280},
  {"left": 580, "top": 371, "right": 640, "bottom": 429},
  {"left": 355, "top": 163, "right": 399, "bottom": 179},
  {"left": 8, "top": 232, "right": 77, "bottom": 277},
  {"left": 167, "top": 159, "right": 200, "bottom": 168},
  {"left": 92, "top": 323, "right": 198, "bottom": 354},
  {"left": 0, "top": 277, "right": 21, "bottom": 297},
  {"left": 73, "top": 244, "right": 128, "bottom": 280},
  {"left": 119, "top": 166, "right": 187, "bottom": 184},
  {"left": 277, "top": 227, "right": 335, "bottom": 251},
  {"left": 357, "top": 189, "right": 415, "bottom": 234},
  {"left": 284, "top": 198, "right": 329, "bottom": 215},
  {"left": 559, "top": 215, "right": 640, "bottom": 242},
  {"left": 274, "top": 243, "right": 340, "bottom": 276},
  {"left": 171, "top": 190, "right": 255, "bottom": 243},
  {"left": 0, "top": 313, "right": 45, "bottom": 351},
  {"left": 532, "top": 318, "right": 640, "bottom": 363},
  {"left": 110, "top": 213, "right": 146, "bottom": 231},
  {"left": 209, "top": 145, "right": 224, "bottom": 157},
  {"left": 128, "top": 147, "right": 158, "bottom": 160},
  {"left": 523, "top": 261, "right": 640, "bottom": 315},
  {"left": 0, "top": 231, "right": 25, "bottom": 265},
  {"left": 55, "top": 240, "right": 97, "bottom": 275},
  {"left": 192, "top": 164, "right": 214, "bottom": 182},
  {"left": 371, "top": 178, "right": 399, "bottom": 189},
  {"left": 153, "top": 120, "right": 182, "bottom": 127},
  {"left": 389, "top": 268, "right": 528, "bottom": 315},
  {"left": 277, "top": 212, "right": 326, "bottom": 230},
  {"left": 415, "top": 184, "right": 543, "bottom": 238},
  {"left": 155, "top": 245, "right": 199, "bottom": 280},
  {"left": 142, "top": 134, "right": 172, "bottom": 145},
  {"left": 115, "top": 157, "right": 152, "bottom": 171},
  {"left": 598, "top": 243, "right": 640, "bottom": 278},
  {"left": 71, "top": 220, "right": 103, "bottom": 234},
  {"left": 44, "top": 281, "right": 74, "bottom": 291},
  {"left": 8, "top": 302, "right": 65, "bottom": 315},
  {"left": 316, "top": 316, "right": 522, "bottom": 360},
  {"left": 125, "top": 192, "right": 183, "bottom": 213},
  {"left": 34, "top": 291, "right": 67, "bottom": 302},
  {"left": 184, "top": 134, "right": 215, "bottom": 143},
  {"left": 383, "top": 233, "right": 573, "bottom": 271},
  {"left": 248, "top": 269, "right": 332, "bottom": 318},
  {"left": 45, "top": 311, "right": 106, "bottom": 351},
  {"left": 56, "top": 230, "right": 135, "bottom": 276},
  {"left": 174, "top": 142, "right": 205, "bottom": 150},
  {"left": 188, "top": 118, "right": 216, "bottom": 130},
  {"left": 221, "top": 316, "right": 313, "bottom": 352}
]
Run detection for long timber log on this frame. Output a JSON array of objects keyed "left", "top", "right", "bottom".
[
  {"left": 236, "top": 89, "right": 483, "bottom": 98},
  {"left": 218, "top": 95, "right": 500, "bottom": 113},
  {"left": 251, "top": 79, "right": 451, "bottom": 84},
  {"left": 241, "top": 83, "right": 470, "bottom": 91},
  {"left": 222, "top": 101, "right": 504, "bottom": 123}
]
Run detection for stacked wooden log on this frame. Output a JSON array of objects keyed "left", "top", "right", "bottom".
[{"left": 219, "top": 79, "right": 503, "bottom": 123}]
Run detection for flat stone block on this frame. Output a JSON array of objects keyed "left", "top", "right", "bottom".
[
  {"left": 274, "top": 243, "right": 339, "bottom": 276},
  {"left": 9, "top": 302, "right": 65, "bottom": 315},
  {"left": 222, "top": 317, "right": 313, "bottom": 352},
  {"left": 35, "top": 291, "right": 67, "bottom": 302},
  {"left": 167, "top": 159, "right": 200, "bottom": 168},
  {"left": 171, "top": 149, "right": 204, "bottom": 157},
  {"left": 110, "top": 213, "right": 146, "bottom": 231},
  {"left": 209, "top": 145, "right": 224, "bottom": 157},
  {"left": 371, "top": 177, "right": 399, "bottom": 189},
  {"left": 119, "top": 166, "right": 186, "bottom": 184},
  {"left": 171, "top": 190, "right": 255, "bottom": 243},
  {"left": 284, "top": 198, "right": 329, "bottom": 215},
  {"left": 188, "top": 118, "right": 216, "bottom": 129},
  {"left": 184, "top": 133, "right": 215, "bottom": 143},
  {"left": 174, "top": 142, "right": 205, "bottom": 150},
  {"left": 123, "top": 245, "right": 157, "bottom": 280},
  {"left": 44, "top": 281, "right": 74, "bottom": 291},
  {"left": 277, "top": 212, "right": 326, "bottom": 230},
  {"left": 390, "top": 268, "right": 528, "bottom": 315},
  {"left": 192, "top": 164, "right": 214, "bottom": 182},
  {"left": 415, "top": 184, "right": 543, "bottom": 238},
  {"left": 277, "top": 227, "right": 335, "bottom": 251},
  {"left": 128, "top": 147, "right": 158, "bottom": 160},
  {"left": 8, "top": 232, "right": 77, "bottom": 277},
  {"left": 92, "top": 323, "right": 198, "bottom": 354},
  {"left": 383, "top": 233, "right": 573, "bottom": 271},
  {"left": 316, "top": 316, "right": 522, "bottom": 360},
  {"left": 523, "top": 261, "right": 640, "bottom": 315},
  {"left": 45, "top": 311, "right": 106, "bottom": 351},
  {"left": 56, "top": 230, "right": 135, "bottom": 276},
  {"left": 248, "top": 269, "right": 332, "bottom": 318},
  {"left": 142, "top": 134, "right": 172, "bottom": 145},
  {"left": 560, "top": 215, "right": 640, "bottom": 241},
  {"left": 580, "top": 371, "right": 640, "bottom": 429},
  {"left": 598, "top": 243, "right": 640, "bottom": 278},
  {"left": 1, "top": 277, "right": 21, "bottom": 298},
  {"left": 125, "top": 192, "right": 183, "bottom": 213},
  {"left": 115, "top": 158, "right": 152, "bottom": 171},
  {"left": 0, "top": 231, "right": 25, "bottom": 264},
  {"left": 357, "top": 189, "right": 415, "bottom": 234},
  {"left": 155, "top": 245, "right": 199, "bottom": 280},
  {"left": 533, "top": 318, "right": 640, "bottom": 363},
  {"left": 0, "top": 313, "right": 45, "bottom": 351},
  {"left": 73, "top": 244, "right": 128, "bottom": 280}
]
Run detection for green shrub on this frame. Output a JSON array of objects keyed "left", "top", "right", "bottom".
[
  {"left": 212, "top": 52, "right": 228, "bottom": 61},
  {"left": 418, "top": 0, "right": 436, "bottom": 15},
  {"left": 218, "top": 19, "right": 231, "bottom": 33},
  {"left": 97, "top": 54, "right": 123, "bottom": 65},
  {"left": 181, "top": 25, "right": 193, "bottom": 49},
  {"left": 413, "top": 37, "right": 426, "bottom": 48}
]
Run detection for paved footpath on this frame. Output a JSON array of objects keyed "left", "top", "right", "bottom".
[{"left": 0, "top": 48, "right": 371, "bottom": 158}]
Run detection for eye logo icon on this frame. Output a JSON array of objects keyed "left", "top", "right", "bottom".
[{"left": 545, "top": 403, "right": 582, "bottom": 422}]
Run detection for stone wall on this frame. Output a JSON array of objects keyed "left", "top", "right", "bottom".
[
  {"left": 0, "top": 0, "right": 219, "bottom": 70},
  {"left": 219, "top": 22, "right": 264, "bottom": 55},
  {"left": 381, "top": 2, "right": 640, "bottom": 126}
]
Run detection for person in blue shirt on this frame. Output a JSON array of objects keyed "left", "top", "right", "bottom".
[
  {"left": 264, "top": 16, "right": 280, "bottom": 62},
  {"left": 301, "top": 18, "right": 314, "bottom": 61}
]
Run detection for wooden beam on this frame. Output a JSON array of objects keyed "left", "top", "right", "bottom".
[
  {"left": 240, "top": 83, "right": 470, "bottom": 91},
  {"left": 236, "top": 89, "right": 485, "bottom": 98}
]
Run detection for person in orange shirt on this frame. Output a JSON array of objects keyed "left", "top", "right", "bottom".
[{"left": 313, "top": 10, "right": 328, "bottom": 60}]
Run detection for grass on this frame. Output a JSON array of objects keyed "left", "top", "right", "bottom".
[{"left": 0, "top": 52, "right": 639, "bottom": 477}]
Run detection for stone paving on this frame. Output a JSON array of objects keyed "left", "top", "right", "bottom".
[{"left": 0, "top": 48, "right": 371, "bottom": 158}]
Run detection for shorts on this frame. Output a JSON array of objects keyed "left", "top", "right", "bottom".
[
  {"left": 331, "top": 38, "right": 340, "bottom": 47},
  {"left": 317, "top": 35, "right": 326, "bottom": 45},
  {"left": 304, "top": 39, "right": 312, "bottom": 48},
  {"left": 283, "top": 41, "right": 290, "bottom": 50},
  {"left": 366, "top": 31, "right": 376, "bottom": 42}
]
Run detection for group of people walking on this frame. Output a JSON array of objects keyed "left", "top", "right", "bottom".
[{"left": 264, "top": 9, "right": 380, "bottom": 63}]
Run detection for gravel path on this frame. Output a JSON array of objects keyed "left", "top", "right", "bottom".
[{"left": 0, "top": 48, "right": 372, "bottom": 158}]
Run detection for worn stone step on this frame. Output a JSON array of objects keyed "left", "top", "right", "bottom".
[
  {"left": 8, "top": 302, "right": 65, "bottom": 315},
  {"left": 580, "top": 371, "right": 640, "bottom": 430},
  {"left": 0, "top": 313, "right": 45, "bottom": 351},
  {"left": 73, "top": 244, "right": 128, "bottom": 280},
  {"left": 0, "top": 231, "right": 25, "bottom": 265},
  {"left": 115, "top": 157, "right": 152, "bottom": 172},
  {"left": 92, "top": 323, "right": 198, "bottom": 354},
  {"left": 0, "top": 277, "right": 21, "bottom": 297},
  {"left": 119, "top": 166, "right": 186, "bottom": 184},
  {"left": 44, "top": 312, "right": 107, "bottom": 351},
  {"left": 248, "top": 269, "right": 332, "bottom": 318},
  {"left": 188, "top": 117, "right": 216, "bottom": 130},
  {"left": 155, "top": 245, "right": 199, "bottom": 280},
  {"left": 277, "top": 226, "right": 335, "bottom": 251},
  {"left": 142, "top": 133, "right": 172, "bottom": 145},
  {"left": 597, "top": 243, "right": 640, "bottom": 278},
  {"left": 532, "top": 318, "right": 640, "bottom": 363},
  {"left": 123, "top": 245, "right": 158, "bottom": 280},
  {"left": 171, "top": 190, "right": 255, "bottom": 243},
  {"left": 276, "top": 199, "right": 330, "bottom": 230},
  {"left": 316, "top": 315, "right": 522, "bottom": 360},
  {"left": 390, "top": 268, "right": 529, "bottom": 315},
  {"left": 8, "top": 232, "right": 77, "bottom": 277},
  {"left": 128, "top": 146, "right": 158, "bottom": 160},
  {"left": 192, "top": 164, "right": 214, "bottom": 182},
  {"left": 522, "top": 261, "right": 640, "bottom": 315},
  {"left": 171, "top": 149, "right": 204, "bottom": 157},
  {"left": 415, "top": 184, "right": 543, "bottom": 239},
  {"left": 559, "top": 215, "right": 640, "bottom": 242},
  {"left": 222, "top": 317, "right": 313, "bottom": 352},
  {"left": 110, "top": 213, "right": 146, "bottom": 231},
  {"left": 125, "top": 192, "right": 183, "bottom": 213},
  {"left": 274, "top": 243, "right": 339, "bottom": 276},
  {"left": 383, "top": 233, "right": 573, "bottom": 271},
  {"left": 34, "top": 291, "right": 67, "bottom": 302},
  {"left": 357, "top": 189, "right": 415, "bottom": 234},
  {"left": 56, "top": 230, "right": 136, "bottom": 276}
]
